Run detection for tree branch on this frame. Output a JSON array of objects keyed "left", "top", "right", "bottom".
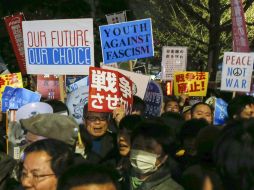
[{"left": 175, "top": 0, "right": 210, "bottom": 29}]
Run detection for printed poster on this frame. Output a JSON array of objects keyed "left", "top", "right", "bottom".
[
  {"left": 221, "top": 52, "right": 254, "bottom": 92},
  {"left": 161, "top": 46, "right": 187, "bottom": 81},
  {"left": 37, "top": 75, "right": 60, "bottom": 100},
  {"left": 22, "top": 18, "right": 94, "bottom": 75},
  {"left": 88, "top": 67, "right": 133, "bottom": 113},
  {"left": 174, "top": 71, "right": 209, "bottom": 96},
  {"left": 100, "top": 18, "right": 154, "bottom": 64}
]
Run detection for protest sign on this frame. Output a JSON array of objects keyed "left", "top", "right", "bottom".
[
  {"left": 100, "top": 18, "right": 154, "bottom": 64},
  {"left": 161, "top": 46, "right": 187, "bottom": 81},
  {"left": 88, "top": 67, "right": 133, "bottom": 113},
  {"left": 144, "top": 80, "right": 163, "bottom": 117},
  {"left": 106, "top": 11, "right": 127, "bottom": 24},
  {"left": 2, "top": 86, "right": 41, "bottom": 112},
  {"left": 65, "top": 75, "right": 86, "bottom": 87},
  {"left": 133, "top": 65, "right": 146, "bottom": 74},
  {"left": 173, "top": 71, "right": 209, "bottom": 96},
  {"left": 221, "top": 52, "right": 254, "bottom": 92},
  {"left": 0, "top": 73, "right": 23, "bottom": 99},
  {"left": 22, "top": 18, "right": 94, "bottom": 75},
  {"left": 102, "top": 65, "right": 150, "bottom": 99},
  {"left": 66, "top": 85, "right": 89, "bottom": 124},
  {"left": 4, "top": 13, "right": 27, "bottom": 75},
  {"left": 66, "top": 76, "right": 89, "bottom": 93},
  {"left": 213, "top": 98, "right": 228, "bottom": 126},
  {"left": 37, "top": 75, "right": 60, "bottom": 100}
]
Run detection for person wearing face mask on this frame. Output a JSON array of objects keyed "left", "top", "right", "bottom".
[{"left": 128, "top": 119, "right": 184, "bottom": 190}]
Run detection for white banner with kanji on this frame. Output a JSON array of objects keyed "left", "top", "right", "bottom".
[
  {"left": 88, "top": 67, "right": 133, "bottom": 113},
  {"left": 161, "top": 46, "right": 187, "bottom": 81},
  {"left": 106, "top": 11, "right": 127, "bottom": 24}
]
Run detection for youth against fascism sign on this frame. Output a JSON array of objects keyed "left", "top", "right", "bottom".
[
  {"left": 22, "top": 19, "right": 94, "bottom": 75},
  {"left": 100, "top": 18, "right": 154, "bottom": 64}
]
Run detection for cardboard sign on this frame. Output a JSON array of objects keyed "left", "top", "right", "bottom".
[
  {"left": 144, "top": 80, "right": 163, "bottom": 117},
  {"left": 0, "top": 73, "right": 23, "bottom": 99},
  {"left": 102, "top": 65, "right": 150, "bottom": 99},
  {"left": 221, "top": 52, "right": 254, "bottom": 92},
  {"left": 66, "top": 85, "right": 89, "bottom": 124},
  {"left": 100, "top": 18, "right": 154, "bottom": 64},
  {"left": 174, "top": 71, "right": 209, "bottom": 96},
  {"left": 37, "top": 75, "right": 60, "bottom": 100},
  {"left": 106, "top": 11, "right": 127, "bottom": 24},
  {"left": 161, "top": 46, "right": 187, "bottom": 81},
  {"left": 214, "top": 98, "right": 228, "bottom": 126},
  {"left": 88, "top": 67, "right": 133, "bottom": 113},
  {"left": 22, "top": 19, "right": 94, "bottom": 75},
  {"left": 2, "top": 86, "right": 41, "bottom": 112}
]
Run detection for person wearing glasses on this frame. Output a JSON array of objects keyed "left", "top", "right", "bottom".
[
  {"left": 79, "top": 103, "right": 119, "bottom": 166},
  {"left": 20, "top": 139, "right": 73, "bottom": 190}
]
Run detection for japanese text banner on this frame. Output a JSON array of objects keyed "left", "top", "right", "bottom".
[
  {"left": 173, "top": 71, "right": 209, "bottom": 96},
  {"left": 88, "top": 67, "right": 133, "bottom": 113},
  {"left": 4, "top": 13, "right": 26, "bottom": 75},
  {"left": 0, "top": 73, "right": 23, "bottom": 97}
]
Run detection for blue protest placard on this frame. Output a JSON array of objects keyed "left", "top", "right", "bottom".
[
  {"left": 2, "top": 86, "right": 41, "bottom": 112},
  {"left": 214, "top": 98, "right": 228, "bottom": 125},
  {"left": 100, "top": 18, "right": 154, "bottom": 64},
  {"left": 143, "top": 80, "right": 163, "bottom": 117}
]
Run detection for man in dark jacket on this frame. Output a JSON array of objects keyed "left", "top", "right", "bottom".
[{"left": 80, "top": 104, "right": 118, "bottom": 166}]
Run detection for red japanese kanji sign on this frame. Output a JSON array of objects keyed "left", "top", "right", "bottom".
[
  {"left": 88, "top": 67, "right": 133, "bottom": 113},
  {"left": 174, "top": 71, "right": 209, "bottom": 96}
]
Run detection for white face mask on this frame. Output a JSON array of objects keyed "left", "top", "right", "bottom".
[{"left": 130, "top": 149, "right": 159, "bottom": 174}]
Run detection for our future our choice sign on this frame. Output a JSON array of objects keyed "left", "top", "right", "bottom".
[{"left": 22, "top": 19, "right": 94, "bottom": 75}]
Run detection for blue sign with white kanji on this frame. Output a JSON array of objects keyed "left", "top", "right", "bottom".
[
  {"left": 99, "top": 18, "right": 154, "bottom": 64},
  {"left": 214, "top": 98, "right": 228, "bottom": 125}
]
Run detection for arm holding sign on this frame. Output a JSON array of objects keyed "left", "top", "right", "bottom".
[{"left": 113, "top": 104, "right": 125, "bottom": 127}]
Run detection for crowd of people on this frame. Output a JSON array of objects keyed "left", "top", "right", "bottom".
[{"left": 0, "top": 94, "right": 254, "bottom": 190}]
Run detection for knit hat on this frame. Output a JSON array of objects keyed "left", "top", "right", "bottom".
[{"left": 20, "top": 113, "right": 79, "bottom": 146}]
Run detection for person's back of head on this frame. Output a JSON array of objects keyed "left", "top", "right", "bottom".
[
  {"left": 44, "top": 99, "right": 69, "bottom": 115},
  {"left": 180, "top": 119, "right": 209, "bottom": 157},
  {"left": 132, "top": 95, "right": 146, "bottom": 116},
  {"left": 57, "top": 163, "right": 120, "bottom": 190},
  {"left": 214, "top": 119, "right": 254, "bottom": 190},
  {"left": 227, "top": 95, "right": 254, "bottom": 120}
]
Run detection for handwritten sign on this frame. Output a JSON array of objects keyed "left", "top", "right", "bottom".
[
  {"left": 100, "top": 18, "right": 154, "bottom": 64},
  {"left": 88, "top": 67, "right": 133, "bottom": 113},
  {"left": 22, "top": 19, "right": 94, "bottom": 75},
  {"left": 174, "top": 71, "right": 209, "bottom": 96},
  {"left": 221, "top": 52, "right": 254, "bottom": 92}
]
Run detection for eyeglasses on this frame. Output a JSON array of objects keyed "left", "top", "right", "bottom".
[
  {"left": 85, "top": 115, "right": 108, "bottom": 121},
  {"left": 21, "top": 171, "right": 55, "bottom": 185}
]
